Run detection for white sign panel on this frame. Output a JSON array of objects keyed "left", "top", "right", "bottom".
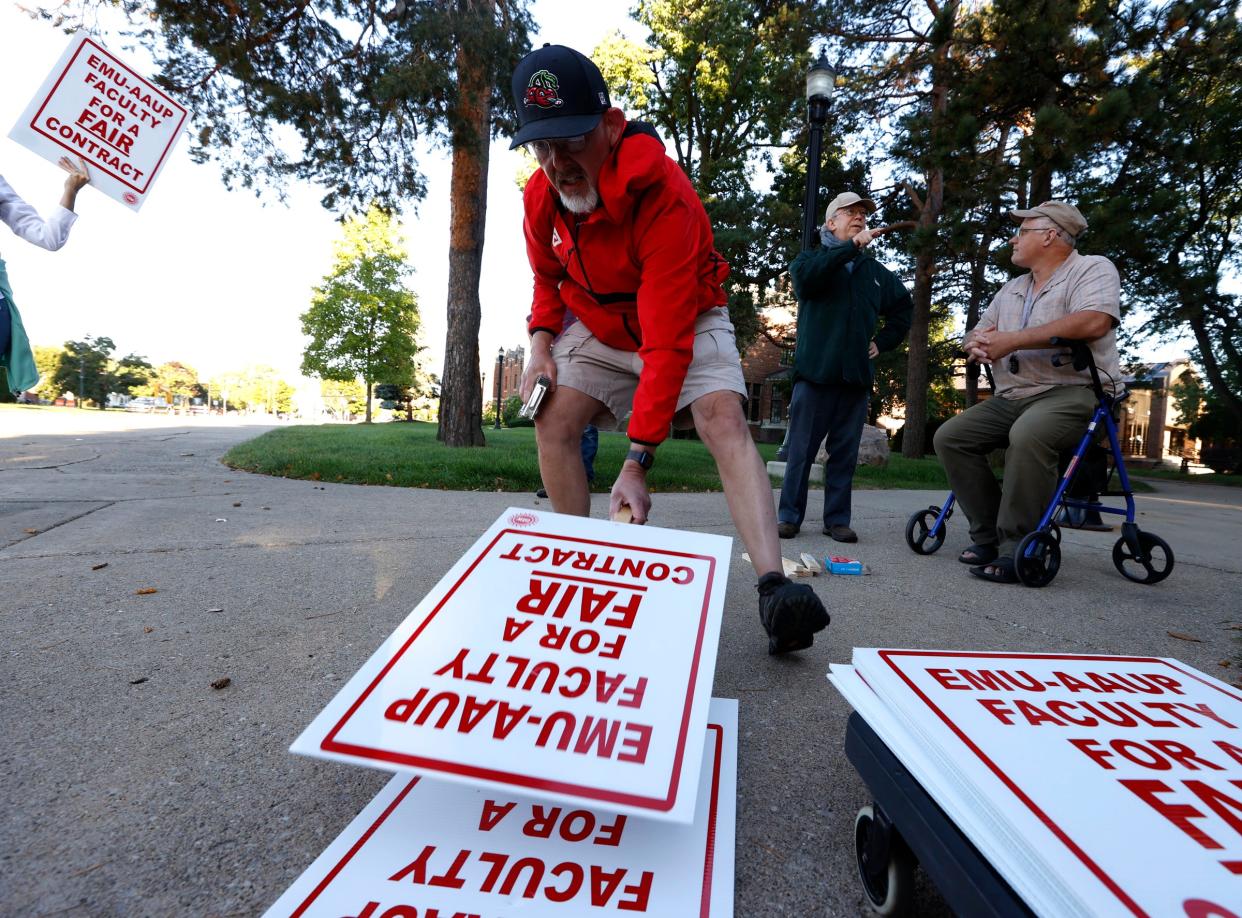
[
  {"left": 292, "top": 508, "right": 731, "bottom": 824},
  {"left": 839, "top": 650, "right": 1242, "bottom": 917},
  {"left": 10, "top": 34, "right": 187, "bottom": 211},
  {"left": 265, "top": 699, "right": 738, "bottom": 918}
]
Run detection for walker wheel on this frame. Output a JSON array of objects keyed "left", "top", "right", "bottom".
[
  {"left": 854, "top": 804, "right": 915, "bottom": 916},
  {"left": 905, "top": 509, "right": 945, "bottom": 555},
  {"left": 1016, "top": 530, "right": 1061, "bottom": 587},
  {"left": 1112, "top": 530, "right": 1174, "bottom": 584}
]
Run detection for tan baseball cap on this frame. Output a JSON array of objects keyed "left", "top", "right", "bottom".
[
  {"left": 825, "top": 192, "right": 876, "bottom": 221},
  {"left": 1010, "top": 200, "right": 1087, "bottom": 238}
]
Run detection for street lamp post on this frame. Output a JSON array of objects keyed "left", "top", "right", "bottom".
[
  {"left": 494, "top": 347, "right": 504, "bottom": 429},
  {"left": 801, "top": 51, "right": 837, "bottom": 252}
]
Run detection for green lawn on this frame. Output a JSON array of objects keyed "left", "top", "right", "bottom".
[
  {"left": 1129, "top": 467, "right": 1242, "bottom": 487},
  {"left": 222, "top": 421, "right": 951, "bottom": 492}
]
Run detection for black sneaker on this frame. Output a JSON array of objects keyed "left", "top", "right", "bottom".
[
  {"left": 757, "top": 572, "right": 830, "bottom": 655},
  {"left": 535, "top": 487, "right": 548, "bottom": 499}
]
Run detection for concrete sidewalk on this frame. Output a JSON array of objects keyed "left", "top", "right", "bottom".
[{"left": 2, "top": 407, "right": 1239, "bottom": 916}]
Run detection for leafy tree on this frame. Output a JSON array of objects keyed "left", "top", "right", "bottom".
[
  {"left": 1073, "top": 0, "right": 1242, "bottom": 431},
  {"left": 32, "top": 0, "right": 532, "bottom": 446},
  {"left": 301, "top": 206, "right": 421, "bottom": 423},
  {"left": 320, "top": 377, "right": 368, "bottom": 420},
  {"left": 51, "top": 336, "right": 150, "bottom": 408},
  {"left": 138, "top": 361, "right": 204, "bottom": 406},
  {"left": 32, "top": 345, "right": 67, "bottom": 401},
  {"left": 594, "top": 1, "right": 825, "bottom": 345},
  {"left": 208, "top": 365, "right": 294, "bottom": 413}
]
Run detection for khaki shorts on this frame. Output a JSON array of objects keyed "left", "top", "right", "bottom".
[{"left": 552, "top": 306, "right": 747, "bottom": 431}]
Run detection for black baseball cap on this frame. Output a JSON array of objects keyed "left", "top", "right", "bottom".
[{"left": 509, "top": 44, "right": 611, "bottom": 149}]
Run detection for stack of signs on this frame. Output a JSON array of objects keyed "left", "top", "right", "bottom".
[
  {"left": 265, "top": 508, "right": 738, "bottom": 917},
  {"left": 10, "top": 35, "right": 187, "bottom": 210},
  {"left": 830, "top": 649, "right": 1242, "bottom": 916}
]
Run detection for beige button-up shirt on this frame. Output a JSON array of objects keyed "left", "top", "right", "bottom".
[{"left": 978, "top": 249, "right": 1122, "bottom": 399}]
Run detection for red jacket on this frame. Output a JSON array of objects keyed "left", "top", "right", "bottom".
[{"left": 523, "top": 122, "right": 729, "bottom": 446}]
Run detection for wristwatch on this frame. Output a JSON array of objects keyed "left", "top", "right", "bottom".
[{"left": 624, "top": 448, "right": 654, "bottom": 472}]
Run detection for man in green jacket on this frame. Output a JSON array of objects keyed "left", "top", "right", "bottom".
[{"left": 778, "top": 192, "right": 913, "bottom": 542}]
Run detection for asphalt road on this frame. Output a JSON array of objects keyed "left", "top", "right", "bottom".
[{"left": 2, "top": 406, "right": 1239, "bottom": 917}]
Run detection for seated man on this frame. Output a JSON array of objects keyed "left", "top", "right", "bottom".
[
  {"left": 934, "top": 201, "right": 1122, "bottom": 583},
  {"left": 511, "top": 44, "right": 830, "bottom": 653}
]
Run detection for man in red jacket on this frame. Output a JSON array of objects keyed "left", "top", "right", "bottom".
[{"left": 510, "top": 44, "right": 829, "bottom": 655}]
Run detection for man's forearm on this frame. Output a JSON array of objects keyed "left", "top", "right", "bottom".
[{"left": 1017, "top": 310, "right": 1114, "bottom": 349}]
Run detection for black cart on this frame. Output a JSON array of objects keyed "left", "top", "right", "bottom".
[{"left": 845, "top": 712, "right": 1036, "bottom": 916}]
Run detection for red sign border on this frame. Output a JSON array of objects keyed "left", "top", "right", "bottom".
[
  {"left": 29, "top": 36, "right": 188, "bottom": 197},
  {"left": 321, "top": 527, "right": 718, "bottom": 813},
  {"left": 290, "top": 724, "right": 728, "bottom": 918},
  {"left": 878, "top": 650, "right": 1242, "bottom": 917}
]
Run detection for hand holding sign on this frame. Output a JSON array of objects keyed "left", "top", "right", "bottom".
[{"left": 57, "top": 155, "right": 90, "bottom": 209}]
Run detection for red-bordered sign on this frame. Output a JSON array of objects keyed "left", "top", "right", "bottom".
[
  {"left": 264, "top": 701, "right": 739, "bottom": 918},
  {"left": 292, "top": 509, "right": 731, "bottom": 824},
  {"left": 11, "top": 34, "right": 187, "bottom": 210}
]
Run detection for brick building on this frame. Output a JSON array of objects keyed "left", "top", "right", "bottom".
[
  {"left": 739, "top": 332, "right": 794, "bottom": 443},
  {"left": 488, "top": 346, "right": 526, "bottom": 405}
]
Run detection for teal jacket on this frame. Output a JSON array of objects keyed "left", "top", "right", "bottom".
[
  {"left": 789, "top": 241, "right": 913, "bottom": 387},
  {"left": 0, "top": 259, "right": 39, "bottom": 394}
]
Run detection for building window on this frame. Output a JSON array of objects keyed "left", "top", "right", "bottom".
[
  {"left": 747, "top": 383, "right": 763, "bottom": 422},
  {"left": 780, "top": 347, "right": 794, "bottom": 367},
  {"left": 770, "top": 390, "right": 785, "bottom": 424}
]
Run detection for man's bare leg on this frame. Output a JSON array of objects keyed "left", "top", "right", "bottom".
[
  {"left": 534, "top": 386, "right": 607, "bottom": 517},
  {"left": 690, "top": 391, "right": 782, "bottom": 577},
  {"left": 692, "top": 390, "right": 829, "bottom": 654}
]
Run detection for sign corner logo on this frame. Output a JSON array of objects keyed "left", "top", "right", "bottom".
[
  {"left": 123, "top": 192, "right": 139, "bottom": 205},
  {"left": 523, "top": 69, "right": 564, "bottom": 109},
  {"left": 509, "top": 512, "right": 538, "bottom": 528}
]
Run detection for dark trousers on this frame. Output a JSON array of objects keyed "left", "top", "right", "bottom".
[
  {"left": 778, "top": 380, "right": 870, "bottom": 528},
  {"left": 580, "top": 424, "right": 598, "bottom": 483},
  {"left": 0, "top": 297, "right": 10, "bottom": 361}
]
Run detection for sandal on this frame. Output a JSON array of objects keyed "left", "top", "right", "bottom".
[
  {"left": 959, "top": 543, "right": 999, "bottom": 565},
  {"left": 969, "top": 557, "right": 1018, "bottom": 584}
]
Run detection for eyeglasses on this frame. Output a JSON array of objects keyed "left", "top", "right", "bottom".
[
  {"left": 1015, "top": 225, "right": 1056, "bottom": 237},
  {"left": 526, "top": 135, "right": 589, "bottom": 158}
]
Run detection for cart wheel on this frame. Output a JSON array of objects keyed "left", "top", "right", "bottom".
[
  {"left": 1112, "top": 531, "right": 1174, "bottom": 584},
  {"left": 1015, "top": 530, "right": 1061, "bottom": 587},
  {"left": 905, "top": 509, "right": 945, "bottom": 555},
  {"left": 855, "top": 805, "right": 915, "bottom": 916}
]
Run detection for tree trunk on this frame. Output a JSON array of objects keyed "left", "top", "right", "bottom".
[
  {"left": 901, "top": 1, "right": 957, "bottom": 458},
  {"left": 364, "top": 379, "right": 373, "bottom": 423},
  {"left": 437, "top": 0, "right": 492, "bottom": 448}
]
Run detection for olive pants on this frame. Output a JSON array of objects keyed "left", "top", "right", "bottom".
[{"left": 934, "top": 386, "right": 1098, "bottom": 556}]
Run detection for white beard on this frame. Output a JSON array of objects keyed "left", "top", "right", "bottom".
[{"left": 559, "top": 186, "right": 599, "bottom": 214}]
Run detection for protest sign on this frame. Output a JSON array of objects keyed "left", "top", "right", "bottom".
[
  {"left": 9, "top": 34, "right": 187, "bottom": 211},
  {"left": 832, "top": 650, "right": 1242, "bottom": 917},
  {"left": 265, "top": 699, "right": 738, "bottom": 918},
  {"left": 292, "top": 508, "right": 731, "bottom": 824}
]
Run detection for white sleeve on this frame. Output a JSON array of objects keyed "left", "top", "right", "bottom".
[{"left": 0, "top": 174, "right": 78, "bottom": 252}]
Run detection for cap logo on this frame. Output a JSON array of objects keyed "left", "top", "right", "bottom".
[{"left": 524, "top": 69, "right": 564, "bottom": 109}]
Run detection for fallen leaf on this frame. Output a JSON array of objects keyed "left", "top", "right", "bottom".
[
  {"left": 1218, "top": 660, "right": 1231, "bottom": 668},
  {"left": 23, "top": 528, "right": 39, "bottom": 534},
  {"left": 91, "top": 562, "right": 108, "bottom": 571},
  {"left": 130, "top": 677, "right": 148, "bottom": 685},
  {"left": 206, "top": 607, "right": 223, "bottom": 614},
  {"left": 1167, "top": 630, "right": 1204, "bottom": 642},
  {"left": 135, "top": 587, "right": 158, "bottom": 595},
  {"left": 143, "top": 626, "right": 154, "bottom": 634},
  {"left": 211, "top": 677, "right": 231, "bottom": 690}
]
